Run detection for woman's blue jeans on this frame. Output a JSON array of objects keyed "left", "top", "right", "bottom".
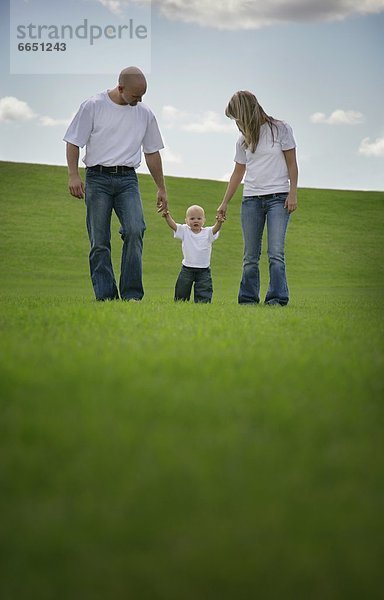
[
  {"left": 85, "top": 169, "right": 146, "bottom": 301},
  {"left": 239, "top": 194, "right": 290, "bottom": 305}
]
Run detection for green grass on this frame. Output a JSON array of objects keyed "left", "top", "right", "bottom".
[{"left": 0, "top": 161, "right": 383, "bottom": 599}]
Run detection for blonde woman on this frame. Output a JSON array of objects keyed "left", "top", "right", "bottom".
[{"left": 217, "top": 91, "right": 298, "bottom": 306}]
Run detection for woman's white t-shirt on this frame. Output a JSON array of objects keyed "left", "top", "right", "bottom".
[{"left": 234, "top": 121, "right": 296, "bottom": 196}]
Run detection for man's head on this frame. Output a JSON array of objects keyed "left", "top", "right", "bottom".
[
  {"left": 185, "top": 205, "right": 206, "bottom": 233},
  {"left": 118, "top": 66, "right": 147, "bottom": 106}
]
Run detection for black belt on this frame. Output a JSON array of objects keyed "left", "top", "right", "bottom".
[
  {"left": 253, "top": 193, "right": 288, "bottom": 199},
  {"left": 87, "top": 165, "right": 135, "bottom": 174}
]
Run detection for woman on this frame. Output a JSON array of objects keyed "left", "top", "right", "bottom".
[{"left": 217, "top": 90, "right": 298, "bottom": 306}]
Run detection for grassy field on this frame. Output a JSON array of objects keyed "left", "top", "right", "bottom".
[{"left": 1, "top": 161, "right": 383, "bottom": 599}]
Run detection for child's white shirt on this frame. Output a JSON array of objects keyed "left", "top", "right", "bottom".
[{"left": 174, "top": 224, "right": 219, "bottom": 268}]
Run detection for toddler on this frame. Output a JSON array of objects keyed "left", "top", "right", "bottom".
[{"left": 162, "top": 204, "right": 224, "bottom": 303}]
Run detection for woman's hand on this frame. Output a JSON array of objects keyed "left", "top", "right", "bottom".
[
  {"left": 216, "top": 202, "right": 228, "bottom": 220},
  {"left": 284, "top": 192, "right": 297, "bottom": 214}
]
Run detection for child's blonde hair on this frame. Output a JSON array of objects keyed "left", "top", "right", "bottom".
[{"left": 186, "top": 205, "right": 205, "bottom": 217}]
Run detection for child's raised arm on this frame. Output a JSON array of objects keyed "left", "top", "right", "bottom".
[
  {"left": 212, "top": 214, "right": 225, "bottom": 235},
  {"left": 162, "top": 210, "right": 177, "bottom": 232}
]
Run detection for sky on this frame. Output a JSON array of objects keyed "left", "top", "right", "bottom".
[{"left": 0, "top": 0, "right": 383, "bottom": 191}]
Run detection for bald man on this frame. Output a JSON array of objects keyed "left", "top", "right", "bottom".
[{"left": 64, "top": 66, "right": 167, "bottom": 301}]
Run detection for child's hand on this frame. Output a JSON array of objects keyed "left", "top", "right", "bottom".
[
  {"left": 161, "top": 209, "right": 170, "bottom": 218},
  {"left": 216, "top": 214, "right": 226, "bottom": 223}
]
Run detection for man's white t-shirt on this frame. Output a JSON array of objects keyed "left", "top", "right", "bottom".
[
  {"left": 174, "top": 224, "right": 219, "bottom": 268},
  {"left": 234, "top": 121, "right": 296, "bottom": 196},
  {"left": 63, "top": 90, "right": 164, "bottom": 168}
]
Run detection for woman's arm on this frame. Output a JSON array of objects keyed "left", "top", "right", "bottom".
[
  {"left": 217, "top": 162, "right": 246, "bottom": 218},
  {"left": 283, "top": 148, "right": 298, "bottom": 214}
]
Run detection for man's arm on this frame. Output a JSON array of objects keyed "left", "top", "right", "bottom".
[
  {"left": 144, "top": 151, "right": 168, "bottom": 212},
  {"left": 66, "top": 143, "right": 85, "bottom": 199}
]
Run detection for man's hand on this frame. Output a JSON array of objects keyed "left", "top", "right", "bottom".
[
  {"left": 68, "top": 175, "right": 85, "bottom": 199},
  {"left": 156, "top": 189, "right": 168, "bottom": 213}
]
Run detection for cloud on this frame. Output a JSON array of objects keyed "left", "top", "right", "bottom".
[
  {"left": 97, "top": 0, "right": 124, "bottom": 16},
  {"left": 358, "top": 137, "right": 384, "bottom": 157},
  {"left": 95, "top": 0, "right": 384, "bottom": 29},
  {"left": 0, "top": 96, "right": 73, "bottom": 128},
  {"left": 39, "top": 115, "right": 73, "bottom": 127},
  {"left": 162, "top": 105, "right": 234, "bottom": 133},
  {"left": 182, "top": 111, "right": 234, "bottom": 133},
  {"left": 162, "top": 105, "right": 188, "bottom": 127},
  {"left": 0, "top": 96, "right": 36, "bottom": 122},
  {"left": 310, "top": 110, "right": 365, "bottom": 125},
  {"left": 161, "top": 145, "right": 182, "bottom": 164}
]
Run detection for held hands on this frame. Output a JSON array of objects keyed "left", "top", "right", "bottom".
[
  {"left": 156, "top": 189, "right": 168, "bottom": 213},
  {"left": 216, "top": 202, "right": 228, "bottom": 221},
  {"left": 213, "top": 212, "right": 226, "bottom": 235}
]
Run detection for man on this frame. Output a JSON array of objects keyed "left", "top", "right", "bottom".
[{"left": 64, "top": 66, "right": 167, "bottom": 301}]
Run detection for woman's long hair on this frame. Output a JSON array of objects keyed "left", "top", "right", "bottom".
[{"left": 225, "top": 90, "right": 277, "bottom": 152}]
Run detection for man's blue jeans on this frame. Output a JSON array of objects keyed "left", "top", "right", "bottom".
[
  {"left": 239, "top": 194, "right": 290, "bottom": 305},
  {"left": 85, "top": 169, "right": 146, "bottom": 301}
]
